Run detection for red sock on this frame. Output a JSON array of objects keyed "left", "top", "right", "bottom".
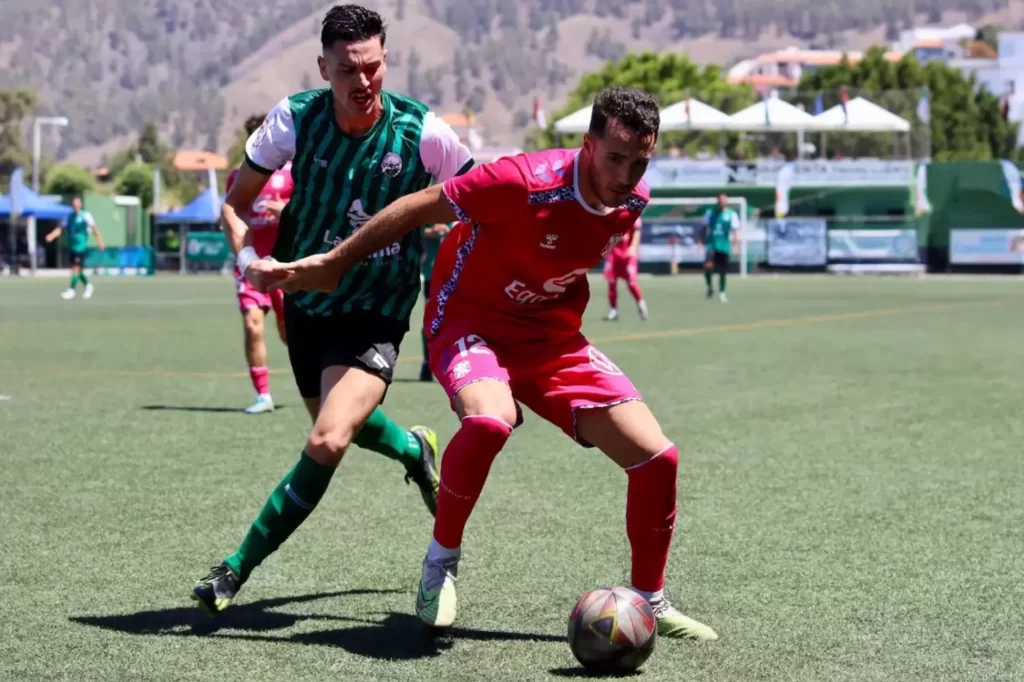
[
  {"left": 608, "top": 282, "right": 618, "bottom": 309},
  {"left": 626, "top": 445, "right": 678, "bottom": 592},
  {"left": 249, "top": 366, "right": 270, "bottom": 396},
  {"left": 433, "top": 415, "right": 512, "bottom": 548},
  {"left": 627, "top": 280, "right": 643, "bottom": 303}
]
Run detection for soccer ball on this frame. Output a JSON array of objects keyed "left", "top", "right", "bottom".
[{"left": 568, "top": 586, "right": 657, "bottom": 674}]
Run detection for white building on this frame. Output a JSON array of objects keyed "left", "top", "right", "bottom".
[{"left": 947, "top": 33, "right": 1024, "bottom": 146}]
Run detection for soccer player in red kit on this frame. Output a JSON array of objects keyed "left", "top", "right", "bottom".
[
  {"left": 263, "top": 86, "right": 717, "bottom": 640},
  {"left": 603, "top": 216, "right": 648, "bottom": 321},
  {"left": 224, "top": 114, "right": 294, "bottom": 414}
]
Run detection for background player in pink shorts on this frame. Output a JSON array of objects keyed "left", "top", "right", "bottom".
[
  {"left": 224, "top": 114, "right": 293, "bottom": 415},
  {"left": 602, "top": 216, "right": 648, "bottom": 321},
  {"left": 266, "top": 86, "right": 718, "bottom": 642}
]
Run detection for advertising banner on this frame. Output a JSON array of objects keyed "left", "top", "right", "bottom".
[
  {"left": 950, "top": 229, "right": 1024, "bottom": 264},
  {"left": 827, "top": 229, "right": 920, "bottom": 262},
  {"left": 766, "top": 218, "right": 827, "bottom": 266}
]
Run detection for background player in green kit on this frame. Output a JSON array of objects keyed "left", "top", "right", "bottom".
[
  {"left": 419, "top": 222, "right": 450, "bottom": 382},
  {"left": 191, "top": 4, "right": 474, "bottom": 614},
  {"left": 701, "top": 193, "right": 738, "bottom": 303},
  {"left": 44, "top": 196, "right": 105, "bottom": 300}
]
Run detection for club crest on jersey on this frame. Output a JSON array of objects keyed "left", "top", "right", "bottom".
[
  {"left": 540, "top": 234, "right": 559, "bottom": 250},
  {"left": 381, "top": 152, "right": 403, "bottom": 177}
]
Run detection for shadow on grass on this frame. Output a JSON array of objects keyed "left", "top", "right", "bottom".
[
  {"left": 140, "top": 404, "right": 290, "bottom": 414},
  {"left": 71, "top": 589, "right": 563, "bottom": 661},
  {"left": 549, "top": 667, "right": 643, "bottom": 678}
]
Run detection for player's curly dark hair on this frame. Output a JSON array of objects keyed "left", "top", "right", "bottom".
[
  {"left": 321, "top": 5, "right": 386, "bottom": 49},
  {"left": 589, "top": 86, "right": 660, "bottom": 140},
  {"left": 244, "top": 114, "right": 266, "bottom": 136}
]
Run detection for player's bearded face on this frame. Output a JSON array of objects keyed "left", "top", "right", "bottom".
[
  {"left": 584, "top": 120, "right": 656, "bottom": 207},
  {"left": 319, "top": 38, "right": 387, "bottom": 119}
]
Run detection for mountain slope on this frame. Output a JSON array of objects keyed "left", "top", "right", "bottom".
[{"left": 0, "top": 0, "right": 1017, "bottom": 165}]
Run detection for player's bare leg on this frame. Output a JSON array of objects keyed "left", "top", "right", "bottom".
[
  {"left": 242, "top": 306, "right": 275, "bottom": 414},
  {"left": 576, "top": 401, "right": 717, "bottom": 641},
  {"left": 192, "top": 366, "right": 386, "bottom": 614},
  {"left": 416, "top": 378, "right": 517, "bottom": 628}
]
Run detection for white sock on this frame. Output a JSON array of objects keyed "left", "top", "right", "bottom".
[
  {"left": 632, "top": 587, "right": 664, "bottom": 602},
  {"left": 427, "top": 538, "right": 461, "bottom": 562}
]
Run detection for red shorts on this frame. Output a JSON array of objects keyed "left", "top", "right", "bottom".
[
  {"left": 235, "top": 267, "right": 285, "bottom": 318},
  {"left": 428, "top": 322, "right": 643, "bottom": 447},
  {"left": 604, "top": 255, "right": 639, "bottom": 284}
]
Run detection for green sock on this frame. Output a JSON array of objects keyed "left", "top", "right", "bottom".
[
  {"left": 353, "top": 407, "right": 421, "bottom": 467},
  {"left": 79, "top": 271, "right": 90, "bottom": 287},
  {"left": 719, "top": 271, "right": 727, "bottom": 293},
  {"left": 69, "top": 273, "right": 79, "bottom": 290},
  {"left": 703, "top": 270, "right": 713, "bottom": 290},
  {"left": 224, "top": 452, "right": 335, "bottom": 583}
]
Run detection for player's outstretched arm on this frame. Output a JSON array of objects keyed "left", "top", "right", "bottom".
[
  {"left": 268, "top": 184, "right": 458, "bottom": 294},
  {"left": 44, "top": 227, "right": 62, "bottom": 243},
  {"left": 220, "top": 164, "right": 268, "bottom": 257},
  {"left": 90, "top": 224, "right": 105, "bottom": 251}
]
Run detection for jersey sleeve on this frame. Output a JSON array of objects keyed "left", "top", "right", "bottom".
[
  {"left": 441, "top": 156, "right": 528, "bottom": 225},
  {"left": 83, "top": 211, "right": 95, "bottom": 227},
  {"left": 245, "top": 98, "right": 296, "bottom": 174},
  {"left": 420, "top": 112, "right": 474, "bottom": 183}
]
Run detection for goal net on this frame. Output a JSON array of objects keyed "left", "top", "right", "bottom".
[{"left": 640, "top": 197, "right": 755, "bottom": 277}]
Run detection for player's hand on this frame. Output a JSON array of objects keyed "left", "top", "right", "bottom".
[
  {"left": 263, "top": 199, "right": 287, "bottom": 219},
  {"left": 245, "top": 258, "right": 292, "bottom": 292},
  {"left": 265, "top": 253, "right": 343, "bottom": 294}
]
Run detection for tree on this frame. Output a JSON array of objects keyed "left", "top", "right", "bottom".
[
  {"left": 0, "top": 87, "right": 38, "bottom": 191},
  {"left": 798, "top": 47, "right": 1019, "bottom": 160},
  {"left": 137, "top": 122, "right": 163, "bottom": 164},
  {"left": 44, "top": 163, "right": 95, "bottom": 196},
  {"left": 115, "top": 162, "right": 155, "bottom": 209},
  {"left": 542, "top": 52, "right": 755, "bottom": 154}
]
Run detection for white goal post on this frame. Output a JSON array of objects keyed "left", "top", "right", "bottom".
[{"left": 644, "top": 197, "right": 751, "bottom": 277}]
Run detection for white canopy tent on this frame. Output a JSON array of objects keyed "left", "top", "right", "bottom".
[
  {"left": 813, "top": 97, "right": 911, "bottom": 132},
  {"left": 553, "top": 105, "right": 592, "bottom": 134},
  {"left": 727, "top": 98, "right": 824, "bottom": 132},
  {"left": 659, "top": 98, "right": 732, "bottom": 130}
]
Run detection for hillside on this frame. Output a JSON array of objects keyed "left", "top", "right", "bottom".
[{"left": 0, "top": 0, "right": 1018, "bottom": 165}]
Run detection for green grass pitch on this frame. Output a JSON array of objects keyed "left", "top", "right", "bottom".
[{"left": 2, "top": 274, "right": 1023, "bottom": 681}]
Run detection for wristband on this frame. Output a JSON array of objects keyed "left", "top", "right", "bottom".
[{"left": 237, "top": 246, "right": 258, "bottom": 275}]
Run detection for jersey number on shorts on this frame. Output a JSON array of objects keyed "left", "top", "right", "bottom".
[{"left": 455, "top": 334, "right": 491, "bottom": 357}]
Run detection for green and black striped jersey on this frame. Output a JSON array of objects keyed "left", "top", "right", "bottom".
[{"left": 245, "top": 89, "right": 474, "bottom": 322}]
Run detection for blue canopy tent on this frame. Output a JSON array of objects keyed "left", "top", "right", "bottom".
[
  {"left": 0, "top": 185, "right": 73, "bottom": 220},
  {"left": 155, "top": 188, "right": 223, "bottom": 224},
  {"left": 154, "top": 187, "right": 226, "bottom": 274},
  {"left": 1, "top": 171, "right": 73, "bottom": 272}
]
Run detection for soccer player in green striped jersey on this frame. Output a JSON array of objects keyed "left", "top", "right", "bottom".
[{"left": 191, "top": 4, "right": 474, "bottom": 616}]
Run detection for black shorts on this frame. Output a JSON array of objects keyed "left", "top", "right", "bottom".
[
  {"left": 705, "top": 249, "right": 729, "bottom": 272},
  {"left": 70, "top": 251, "right": 86, "bottom": 268},
  {"left": 284, "top": 299, "right": 407, "bottom": 400}
]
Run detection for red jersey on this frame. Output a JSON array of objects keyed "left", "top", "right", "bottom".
[
  {"left": 226, "top": 162, "right": 294, "bottom": 257},
  {"left": 611, "top": 217, "right": 641, "bottom": 260},
  {"left": 426, "top": 149, "right": 649, "bottom": 343}
]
